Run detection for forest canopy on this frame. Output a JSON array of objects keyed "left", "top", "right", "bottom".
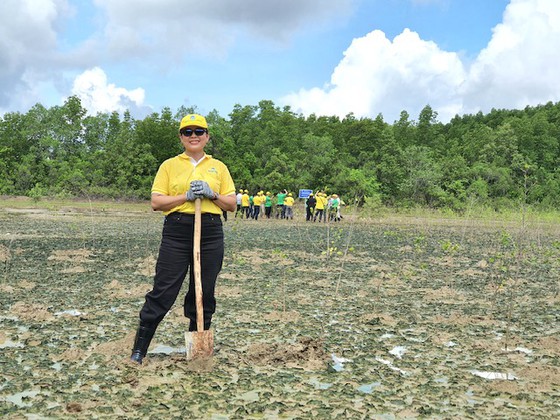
[{"left": 1, "top": 96, "right": 559, "bottom": 211}]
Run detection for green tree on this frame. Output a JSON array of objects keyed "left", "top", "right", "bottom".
[
  {"left": 135, "top": 107, "right": 181, "bottom": 165},
  {"left": 399, "top": 145, "right": 445, "bottom": 206}
]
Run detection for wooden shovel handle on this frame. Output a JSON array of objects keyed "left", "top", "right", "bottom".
[{"left": 193, "top": 198, "right": 204, "bottom": 331}]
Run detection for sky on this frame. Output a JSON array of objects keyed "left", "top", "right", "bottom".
[{"left": 1, "top": 0, "right": 559, "bottom": 123}]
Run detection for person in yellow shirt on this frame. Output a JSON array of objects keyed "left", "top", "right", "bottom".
[
  {"left": 314, "top": 192, "right": 327, "bottom": 222},
  {"left": 252, "top": 191, "right": 263, "bottom": 220},
  {"left": 130, "top": 114, "right": 236, "bottom": 365},
  {"left": 241, "top": 189, "right": 250, "bottom": 219},
  {"left": 284, "top": 192, "right": 295, "bottom": 220},
  {"left": 259, "top": 190, "right": 265, "bottom": 217}
]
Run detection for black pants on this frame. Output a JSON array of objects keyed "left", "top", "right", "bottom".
[
  {"left": 139, "top": 212, "right": 224, "bottom": 330},
  {"left": 306, "top": 207, "right": 315, "bottom": 221}
]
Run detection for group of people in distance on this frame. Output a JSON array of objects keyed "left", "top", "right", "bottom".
[
  {"left": 304, "top": 192, "right": 343, "bottom": 222},
  {"left": 232, "top": 189, "right": 343, "bottom": 222},
  {"left": 233, "top": 189, "right": 291, "bottom": 220}
]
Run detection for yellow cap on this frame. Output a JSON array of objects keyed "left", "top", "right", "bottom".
[{"left": 179, "top": 114, "right": 208, "bottom": 130}]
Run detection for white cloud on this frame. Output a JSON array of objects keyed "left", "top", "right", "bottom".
[
  {"left": 70, "top": 67, "right": 145, "bottom": 115},
  {"left": 282, "top": 28, "right": 466, "bottom": 122},
  {"left": 283, "top": 0, "right": 560, "bottom": 122},
  {"left": 0, "top": 0, "right": 71, "bottom": 108},
  {"left": 461, "top": 0, "right": 560, "bottom": 112},
  {"left": 0, "top": 0, "right": 356, "bottom": 114}
]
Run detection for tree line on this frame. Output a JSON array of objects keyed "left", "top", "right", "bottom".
[{"left": 1, "top": 96, "right": 559, "bottom": 211}]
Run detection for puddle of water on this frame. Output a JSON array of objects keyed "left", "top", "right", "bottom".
[
  {"left": 470, "top": 370, "right": 518, "bottom": 380},
  {"left": 0, "top": 339, "right": 24, "bottom": 349},
  {"left": 209, "top": 414, "right": 230, "bottom": 420},
  {"left": 238, "top": 390, "right": 259, "bottom": 402},
  {"left": 357, "top": 382, "right": 381, "bottom": 394},
  {"left": 308, "top": 378, "right": 333, "bottom": 390},
  {"left": 331, "top": 353, "right": 353, "bottom": 372},
  {"left": 55, "top": 309, "right": 84, "bottom": 317},
  {"left": 389, "top": 345, "right": 406, "bottom": 359},
  {"left": 375, "top": 357, "right": 410, "bottom": 376},
  {"left": 4, "top": 390, "right": 41, "bottom": 408},
  {"left": 149, "top": 344, "right": 185, "bottom": 355},
  {"left": 465, "top": 389, "right": 479, "bottom": 406}
]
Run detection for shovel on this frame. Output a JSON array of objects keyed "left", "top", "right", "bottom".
[{"left": 185, "top": 198, "right": 214, "bottom": 360}]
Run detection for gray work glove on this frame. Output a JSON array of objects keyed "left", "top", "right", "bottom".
[
  {"left": 190, "top": 180, "right": 217, "bottom": 200},
  {"left": 185, "top": 186, "right": 201, "bottom": 201}
]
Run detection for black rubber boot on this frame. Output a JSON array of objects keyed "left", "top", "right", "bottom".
[{"left": 130, "top": 322, "right": 156, "bottom": 364}]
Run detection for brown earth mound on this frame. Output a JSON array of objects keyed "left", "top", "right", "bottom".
[{"left": 246, "top": 337, "right": 327, "bottom": 370}]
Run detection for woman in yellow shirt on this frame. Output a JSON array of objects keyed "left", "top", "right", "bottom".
[
  {"left": 314, "top": 192, "right": 327, "bottom": 222},
  {"left": 252, "top": 192, "right": 263, "bottom": 220},
  {"left": 130, "top": 114, "right": 236, "bottom": 364},
  {"left": 284, "top": 192, "right": 295, "bottom": 220},
  {"left": 241, "top": 190, "right": 250, "bottom": 218}
]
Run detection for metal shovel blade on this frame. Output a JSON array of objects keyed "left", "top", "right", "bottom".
[{"left": 185, "top": 330, "right": 214, "bottom": 360}]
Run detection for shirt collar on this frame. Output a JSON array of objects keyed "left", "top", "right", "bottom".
[{"left": 180, "top": 152, "right": 212, "bottom": 166}]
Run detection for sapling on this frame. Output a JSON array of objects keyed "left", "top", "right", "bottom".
[
  {"left": 491, "top": 162, "right": 534, "bottom": 352},
  {"left": 330, "top": 196, "right": 362, "bottom": 298}
]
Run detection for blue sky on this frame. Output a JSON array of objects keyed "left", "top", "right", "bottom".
[{"left": 1, "top": 0, "right": 558, "bottom": 123}]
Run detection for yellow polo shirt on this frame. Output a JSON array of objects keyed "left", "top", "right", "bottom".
[{"left": 152, "top": 153, "right": 235, "bottom": 215}]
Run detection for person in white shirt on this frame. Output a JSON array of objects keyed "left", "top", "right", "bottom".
[{"left": 235, "top": 189, "right": 243, "bottom": 218}]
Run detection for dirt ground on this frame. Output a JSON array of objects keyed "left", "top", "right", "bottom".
[{"left": 1, "top": 205, "right": 559, "bottom": 418}]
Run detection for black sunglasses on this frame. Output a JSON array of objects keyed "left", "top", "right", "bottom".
[{"left": 181, "top": 128, "right": 207, "bottom": 137}]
